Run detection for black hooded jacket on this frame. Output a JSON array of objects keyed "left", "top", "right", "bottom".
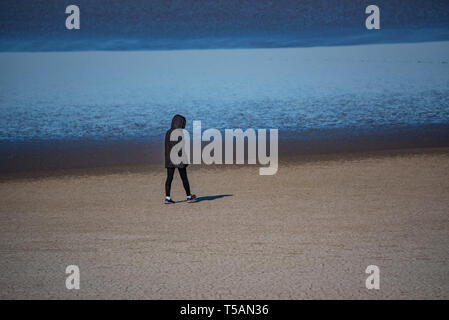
[{"left": 165, "top": 114, "right": 188, "bottom": 168}]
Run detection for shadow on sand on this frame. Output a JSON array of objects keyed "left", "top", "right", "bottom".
[{"left": 194, "top": 194, "right": 233, "bottom": 203}]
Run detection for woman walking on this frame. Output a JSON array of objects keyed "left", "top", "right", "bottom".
[{"left": 164, "top": 114, "right": 197, "bottom": 204}]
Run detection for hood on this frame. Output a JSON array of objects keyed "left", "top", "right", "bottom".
[{"left": 171, "top": 114, "right": 186, "bottom": 129}]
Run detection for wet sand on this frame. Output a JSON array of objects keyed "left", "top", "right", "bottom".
[
  {"left": 2, "top": 123, "right": 449, "bottom": 175},
  {"left": 1, "top": 149, "right": 449, "bottom": 299}
]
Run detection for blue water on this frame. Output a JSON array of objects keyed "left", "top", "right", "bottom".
[
  {"left": 1, "top": 0, "right": 449, "bottom": 51},
  {"left": 1, "top": 42, "right": 448, "bottom": 143},
  {"left": 0, "top": 1, "right": 448, "bottom": 144}
]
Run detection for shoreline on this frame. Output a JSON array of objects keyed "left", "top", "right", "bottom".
[
  {"left": 1, "top": 145, "right": 448, "bottom": 182},
  {"left": 1, "top": 123, "right": 449, "bottom": 180}
]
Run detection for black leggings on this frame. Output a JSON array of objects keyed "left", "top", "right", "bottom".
[{"left": 165, "top": 167, "right": 191, "bottom": 197}]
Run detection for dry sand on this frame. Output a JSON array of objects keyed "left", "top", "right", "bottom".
[{"left": 1, "top": 150, "right": 449, "bottom": 299}]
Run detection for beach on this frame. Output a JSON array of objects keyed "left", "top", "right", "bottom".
[
  {"left": 1, "top": 0, "right": 449, "bottom": 305},
  {"left": 1, "top": 38, "right": 448, "bottom": 300},
  {"left": 1, "top": 148, "right": 448, "bottom": 299}
]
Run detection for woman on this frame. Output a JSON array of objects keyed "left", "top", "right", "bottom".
[{"left": 164, "top": 114, "right": 197, "bottom": 204}]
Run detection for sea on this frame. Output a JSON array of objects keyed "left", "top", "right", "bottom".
[{"left": 0, "top": 0, "right": 448, "bottom": 171}]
